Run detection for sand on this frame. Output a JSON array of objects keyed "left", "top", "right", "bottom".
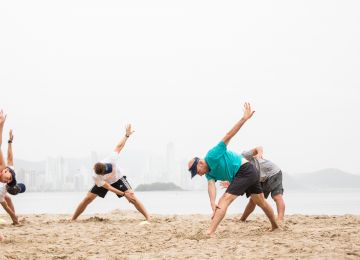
[{"left": 1, "top": 211, "right": 360, "bottom": 259}]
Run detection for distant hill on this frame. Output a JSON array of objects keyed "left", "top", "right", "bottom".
[
  {"left": 135, "top": 182, "right": 183, "bottom": 191},
  {"left": 291, "top": 168, "right": 360, "bottom": 190},
  {"left": 282, "top": 172, "right": 309, "bottom": 190}
]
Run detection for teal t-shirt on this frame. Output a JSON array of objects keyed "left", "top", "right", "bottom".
[{"left": 205, "top": 141, "right": 242, "bottom": 182}]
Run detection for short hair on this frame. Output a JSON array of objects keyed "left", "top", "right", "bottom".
[{"left": 94, "top": 162, "right": 106, "bottom": 175}]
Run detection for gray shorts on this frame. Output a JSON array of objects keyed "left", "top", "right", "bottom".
[{"left": 261, "top": 171, "right": 284, "bottom": 199}]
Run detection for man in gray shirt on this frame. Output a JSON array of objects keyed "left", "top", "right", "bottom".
[{"left": 221, "top": 146, "right": 285, "bottom": 222}]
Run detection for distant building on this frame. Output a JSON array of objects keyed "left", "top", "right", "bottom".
[{"left": 45, "top": 157, "right": 69, "bottom": 191}]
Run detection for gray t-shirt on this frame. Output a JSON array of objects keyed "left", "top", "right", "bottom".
[{"left": 241, "top": 150, "right": 281, "bottom": 182}]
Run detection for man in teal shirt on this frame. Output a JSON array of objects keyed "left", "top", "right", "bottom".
[
  {"left": 188, "top": 103, "right": 278, "bottom": 236},
  {"left": 204, "top": 141, "right": 242, "bottom": 182}
]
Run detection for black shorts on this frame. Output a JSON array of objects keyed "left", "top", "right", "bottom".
[
  {"left": 90, "top": 176, "right": 132, "bottom": 198},
  {"left": 226, "top": 162, "right": 263, "bottom": 197},
  {"left": 261, "top": 171, "right": 284, "bottom": 199}
]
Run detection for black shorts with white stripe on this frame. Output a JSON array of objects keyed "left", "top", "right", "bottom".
[{"left": 89, "top": 176, "right": 132, "bottom": 198}]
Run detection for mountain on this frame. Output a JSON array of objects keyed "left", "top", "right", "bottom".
[
  {"left": 291, "top": 168, "right": 360, "bottom": 190},
  {"left": 282, "top": 172, "right": 309, "bottom": 190}
]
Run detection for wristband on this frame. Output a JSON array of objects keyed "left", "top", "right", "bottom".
[
  {"left": 125, "top": 135, "right": 130, "bottom": 138},
  {"left": 8, "top": 140, "right": 12, "bottom": 144}
]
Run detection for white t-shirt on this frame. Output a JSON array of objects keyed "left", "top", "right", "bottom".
[
  {"left": 0, "top": 165, "right": 14, "bottom": 203},
  {"left": 92, "top": 152, "right": 123, "bottom": 187},
  {"left": 0, "top": 183, "right": 6, "bottom": 203}
]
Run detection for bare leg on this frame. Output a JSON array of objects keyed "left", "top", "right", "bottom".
[
  {"left": 240, "top": 198, "right": 256, "bottom": 221},
  {"left": 207, "top": 192, "right": 237, "bottom": 235},
  {"left": 272, "top": 194, "right": 285, "bottom": 222},
  {"left": 71, "top": 192, "right": 97, "bottom": 221},
  {"left": 125, "top": 192, "right": 150, "bottom": 221},
  {"left": 250, "top": 193, "right": 278, "bottom": 230}
]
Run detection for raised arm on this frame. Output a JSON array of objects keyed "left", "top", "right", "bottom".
[
  {"left": 7, "top": 130, "right": 14, "bottom": 166},
  {"left": 252, "top": 146, "right": 263, "bottom": 159},
  {"left": 0, "top": 110, "right": 7, "bottom": 170},
  {"left": 222, "top": 103, "right": 255, "bottom": 145},
  {"left": 0, "top": 110, "right": 5, "bottom": 147},
  {"left": 114, "top": 124, "right": 134, "bottom": 154}
]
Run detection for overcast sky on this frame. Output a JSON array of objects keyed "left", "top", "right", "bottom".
[{"left": 1, "top": 0, "right": 359, "bottom": 175}]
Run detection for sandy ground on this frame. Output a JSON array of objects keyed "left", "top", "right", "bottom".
[{"left": 0, "top": 211, "right": 359, "bottom": 259}]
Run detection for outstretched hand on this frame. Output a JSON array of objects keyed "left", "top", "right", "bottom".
[
  {"left": 125, "top": 124, "right": 135, "bottom": 137},
  {"left": 125, "top": 190, "right": 134, "bottom": 195},
  {"left": 211, "top": 204, "right": 221, "bottom": 219},
  {"left": 9, "top": 129, "right": 14, "bottom": 142},
  {"left": 242, "top": 102, "right": 255, "bottom": 121},
  {"left": 12, "top": 218, "right": 20, "bottom": 226},
  {"left": 219, "top": 181, "right": 230, "bottom": 189},
  {"left": 0, "top": 110, "right": 7, "bottom": 125}
]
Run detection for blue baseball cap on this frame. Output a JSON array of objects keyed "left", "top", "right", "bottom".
[
  {"left": 17, "top": 183, "right": 26, "bottom": 193},
  {"left": 188, "top": 157, "right": 200, "bottom": 178},
  {"left": 6, "top": 183, "right": 26, "bottom": 195},
  {"left": 104, "top": 163, "right": 113, "bottom": 174}
]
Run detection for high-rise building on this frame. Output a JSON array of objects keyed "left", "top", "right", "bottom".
[
  {"left": 55, "top": 157, "right": 67, "bottom": 190},
  {"left": 45, "top": 157, "right": 57, "bottom": 190}
]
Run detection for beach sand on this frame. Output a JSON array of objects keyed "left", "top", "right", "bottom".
[{"left": 1, "top": 211, "right": 359, "bottom": 259}]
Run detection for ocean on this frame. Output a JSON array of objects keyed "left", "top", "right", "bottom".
[{"left": 8, "top": 189, "right": 360, "bottom": 216}]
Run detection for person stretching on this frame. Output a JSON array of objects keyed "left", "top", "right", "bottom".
[
  {"left": 188, "top": 103, "right": 278, "bottom": 236},
  {"left": 72, "top": 124, "right": 150, "bottom": 223}
]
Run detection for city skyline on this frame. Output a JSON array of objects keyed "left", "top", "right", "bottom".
[
  {"left": 12, "top": 139, "right": 360, "bottom": 193},
  {"left": 12, "top": 142, "right": 207, "bottom": 192}
]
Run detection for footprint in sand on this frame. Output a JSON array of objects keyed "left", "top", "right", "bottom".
[
  {"left": 83, "top": 216, "right": 109, "bottom": 223},
  {"left": 187, "top": 230, "right": 212, "bottom": 241}
]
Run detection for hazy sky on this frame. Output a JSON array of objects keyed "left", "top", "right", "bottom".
[{"left": 1, "top": 0, "right": 359, "bottom": 175}]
